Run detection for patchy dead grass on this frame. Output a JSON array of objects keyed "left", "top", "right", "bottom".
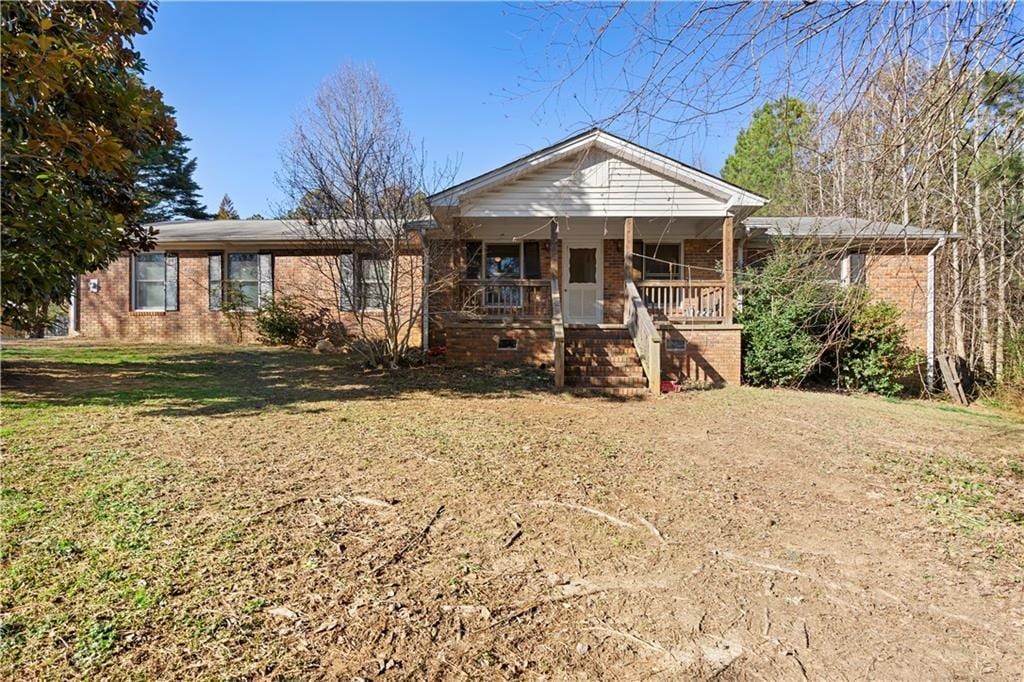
[{"left": 2, "top": 341, "right": 1022, "bottom": 679}]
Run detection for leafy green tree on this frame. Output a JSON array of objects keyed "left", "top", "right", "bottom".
[
  {"left": 138, "top": 105, "right": 210, "bottom": 222},
  {"left": 722, "top": 97, "right": 813, "bottom": 215},
  {"left": 247, "top": 213, "right": 265, "bottom": 220},
  {"left": 215, "top": 194, "right": 239, "bottom": 220},
  {"left": 1, "top": 1, "right": 176, "bottom": 331}
]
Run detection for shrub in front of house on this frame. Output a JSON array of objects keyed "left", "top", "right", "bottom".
[
  {"left": 738, "top": 249, "right": 828, "bottom": 387},
  {"left": 838, "top": 301, "right": 921, "bottom": 397},
  {"left": 739, "top": 249, "right": 918, "bottom": 395},
  {"left": 255, "top": 297, "right": 346, "bottom": 348},
  {"left": 255, "top": 297, "right": 305, "bottom": 345}
]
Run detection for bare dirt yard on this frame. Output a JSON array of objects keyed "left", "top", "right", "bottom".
[{"left": 2, "top": 342, "right": 1022, "bottom": 680}]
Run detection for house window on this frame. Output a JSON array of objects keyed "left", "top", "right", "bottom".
[
  {"left": 361, "top": 256, "right": 391, "bottom": 310},
  {"left": 132, "top": 252, "right": 178, "bottom": 312},
  {"left": 824, "top": 253, "right": 866, "bottom": 287},
  {"left": 209, "top": 253, "right": 272, "bottom": 311},
  {"left": 847, "top": 253, "right": 866, "bottom": 285},
  {"left": 339, "top": 253, "right": 392, "bottom": 311},
  {"left": 642, "top": 243, "right": 682, "bottom": 280},
  {"left": 486, "top": 243, "right": 521, "bottom": 279},
  {"left": 228, "top": 253, "right": 260, "bottom": 309},
  {"left": 465, "top": 241, "right": 543, "bottom": 281}
]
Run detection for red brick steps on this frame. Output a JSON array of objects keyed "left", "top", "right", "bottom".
[{"left": 563, "top": 327, "right": 649, "bottom": 396}]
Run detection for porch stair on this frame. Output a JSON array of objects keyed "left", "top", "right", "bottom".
[{"left": 564, "top": 327, "right": 649, "bottom": 397}]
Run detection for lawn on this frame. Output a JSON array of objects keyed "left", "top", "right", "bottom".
[{"left": 2, "top": 342, "right": 1022, "bottom": 679}]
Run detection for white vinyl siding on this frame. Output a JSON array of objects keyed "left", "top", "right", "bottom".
[{"left": 461, "top": 151, "right": 729, "bottom": 218}]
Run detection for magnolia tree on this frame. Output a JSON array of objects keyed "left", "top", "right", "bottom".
[{"left": 278, "top": 64, "right": 456, "bottom": 367}]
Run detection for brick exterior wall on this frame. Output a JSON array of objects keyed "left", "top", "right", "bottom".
[
  {"left": 78, "top": 248, "right": 422, "bottom": 346},
  {"left": 683, "top": 239, "right": 723, "bottom": 278},
  {"left": 446, "top": 323, "right": 554, "bottom": 366},
  {"left": 660, "top": 325, "right": 741, "bottom": 385},
  {"left": 602, "top": 239, "right": 624, "bottom": 323},
  {"left": 864, "top": 252, "right": 928, "bottom": 349}
]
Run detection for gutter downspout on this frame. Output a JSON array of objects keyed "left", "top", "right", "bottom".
[{"left": 927, "top": 237, "right": 946, "bottom": 390}]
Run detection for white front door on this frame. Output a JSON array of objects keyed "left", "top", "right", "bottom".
[{"left": 562, "top": 241, "right": 603, "bottom": 324}]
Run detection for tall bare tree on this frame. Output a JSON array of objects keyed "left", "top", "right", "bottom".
[
  {"left": 532, "top": 1, "right": 1023, "bottom": 385},
  {"left": 279, "top": 64, "right": 456, "bottom": 367}
]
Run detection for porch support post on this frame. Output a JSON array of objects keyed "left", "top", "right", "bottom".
[
  {"left": 550, "top": 218, "right": 559, "bottom": 279},
  {"left": 550, "top": 218, "right": 565, "bottom": 389},
  {"left": 623, "top": 217, "right": 634, "bottom": 324},
  {"left": 722, "top": 215, "right": 734, "bottom": 324},
  {"left": 623, "top": 217, "right": 634, "bottom": 283}
]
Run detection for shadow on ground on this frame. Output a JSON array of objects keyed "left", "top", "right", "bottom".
[{"left": 1, "top": 344, "right": 640, "bottom": 418}]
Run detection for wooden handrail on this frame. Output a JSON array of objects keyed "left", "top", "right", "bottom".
[
  {"left": 625, "top": 280, "right": 661, "bottom": 395},
  {"left": 551, "top": 276, "right": 565, "bottom": 388}
]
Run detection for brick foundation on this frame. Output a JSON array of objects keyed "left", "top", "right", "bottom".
[
  {"left": 659, "top": 324, "right": 742, "bottom": 386},
  {"left": 445, "top": 323, "right": 554, "bottom": 366}
]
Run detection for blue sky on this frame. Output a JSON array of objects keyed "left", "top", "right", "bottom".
[{"left": 138, "top": 2, "right": 746, "bottom": 218}]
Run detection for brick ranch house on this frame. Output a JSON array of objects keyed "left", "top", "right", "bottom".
[{"left": 74, "top": 129, "right": 949, "bottom": 394}]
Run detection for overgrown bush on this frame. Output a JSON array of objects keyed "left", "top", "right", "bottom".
[
  {"left": 255, "top": 297, "right": 345, "bottom": 348},
  {"left": 737, "top": 249, "right": 828, "bottom": 386},
  {"left": 255, "top": 297, "right": 304, "bottom": 345},
  {"left": 838, "top": 301, "right": 920, "bottom": 396},
  {"left": 738, "top": 248, "right": 918, "bottom": 395}
]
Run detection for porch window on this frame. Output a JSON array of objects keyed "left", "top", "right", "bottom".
[
  {"left": 642, "top": 243, "right": 682, "bottom": 280},
  {"left": 464, "top": 241, "right": 544, "bottom": 281},
  {"left": 132, "top": 252, "right": 178, "bottom": 312},
  {"left": 486, "top": 243, "right": 521, "bottom": 279}
]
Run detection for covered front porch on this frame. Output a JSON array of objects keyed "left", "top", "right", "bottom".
[
  {"left": 440, "top": 215, "right": 739, "bottom": 393},
  {"left": 450, "top": 216, "right": 736, "bottom": 326},
  {"left": 426, "top": 129, "right": 765, "bottom": 393}
]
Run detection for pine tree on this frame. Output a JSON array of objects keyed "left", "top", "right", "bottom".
[
  {"left": 138, "top": 105, "right": 210, "bottom": 222},
  {"left": 721, "top": 97, "right": 813, "bottom": 216},
  {"left": 216, "top": 194, "right": 239, "bottom": 220}
]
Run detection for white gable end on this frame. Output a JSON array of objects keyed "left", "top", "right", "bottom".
[{"left": 460, "top": 149, "right": 731, "bottom": 218}]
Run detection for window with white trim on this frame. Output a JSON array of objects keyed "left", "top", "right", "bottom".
[{"left": 132, "top": 252, "right": 178, "bottom": 312}]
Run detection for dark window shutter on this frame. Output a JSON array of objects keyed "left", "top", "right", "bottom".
[
  {"left": 208, "top": 253, "right": 223, "bottom": 311},
  {"left": 165, "top": 253, "right": 179, "bottom": 311},
  {"left": 258, "top": 253, "right": 273, "bottom": 307},
  {"left": 465, "top": 241, "right": 482, "bottom": 280},
  {"left": 523, "top": 241, "right": 541, "bottom": 279},
  {"left": 339, "top": 253, "right": 356, "bottom": 310}
]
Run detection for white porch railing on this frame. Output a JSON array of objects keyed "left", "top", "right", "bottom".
[
  {"left": 640, "top": 280, "right": 726, "bottom": 321},
  {"left": 625, "top": 281, "right": 661, "bottom": 395}
]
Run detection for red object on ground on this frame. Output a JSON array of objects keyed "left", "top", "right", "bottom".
[
  {"left": 661, "top": 380, "right": 679, "bottom": 393},
  {"left": 427, "top": 345, "right": 447, "bottom": 357}
]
